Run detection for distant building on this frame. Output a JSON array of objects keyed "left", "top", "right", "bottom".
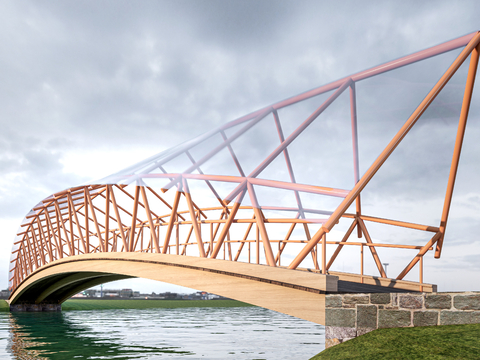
[
  {"left": 75, "top": 287, "right": 224, "bottom": 301},
  {"left": 0, "top": 289, "right": 10, "bottom": 299},
  {"left": 120, "top": 289, "right": 133, "bottom": 298},
  {"left": 162, "top": 292, "right": 177, "bottom": 300},
  {"left": 83, "top": 289, "right": 97, "bottom": 297}
]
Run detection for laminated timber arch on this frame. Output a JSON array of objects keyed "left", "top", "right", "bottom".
[
  {"left": 9, "top": 253, "right": 433, "bottom": 324},
  {"left": 8, "top": 32, "right": 480, "bottom": 315},
  {"left": 9, "top": 253, "right": 337, "bottom": 324}
]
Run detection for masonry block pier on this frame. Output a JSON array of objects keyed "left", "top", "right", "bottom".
[
  {"left": 10, "top": 304, "right": 61, "bottom": 312},
  {"left": 325, "top": 291, "right": 480, "bottom": 348}
]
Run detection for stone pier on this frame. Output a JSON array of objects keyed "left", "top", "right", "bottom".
[
  {"left": 10, "top": 303, "right": 62, "bottom": 312},
  {"left": 325, "top": 291, "right": 480, "bottom": 348}
]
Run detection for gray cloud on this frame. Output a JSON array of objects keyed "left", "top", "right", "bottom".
[{"left": 1, "top": 0, "right": 479, "bottom": 291}]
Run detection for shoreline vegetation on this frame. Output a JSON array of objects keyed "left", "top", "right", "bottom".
[
  {"left": 311, "top": 323, "right": 480, "bottom": 359},
  {"left": 62, "top": 299, "right": 254, "bottom": 310},
  {"left": 0, "top": 299, "right": 254, "bottom": 311}
]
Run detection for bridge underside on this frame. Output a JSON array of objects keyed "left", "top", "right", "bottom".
[{"left": 8, "top": 253, "right": 435, "bottom": 324}]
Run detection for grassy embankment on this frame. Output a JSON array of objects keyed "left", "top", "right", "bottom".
[
  {"left": 0, "top": 300, "right": 7, "bottom": 311},
  {"left": 311, "top": 323, "right": 480, "bottom": 360},
  {"left": 62, "top": 299, "right": 253, "bottom": 310},
  {"left": 0, "top": 299, "right": 253, "bottom": 311}
]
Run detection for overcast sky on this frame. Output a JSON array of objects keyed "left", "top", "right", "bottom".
[{"left": 1, "top": 0, "right": 480, "bottom": 294}]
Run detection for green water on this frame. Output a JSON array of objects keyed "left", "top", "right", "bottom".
[{"left": 0, "top": 307, "right": 325, "bottom": 359}]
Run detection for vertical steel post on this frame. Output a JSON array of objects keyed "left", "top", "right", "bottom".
[
  {"left": 350, "top": 82, "right": 363, "bottom": 238},
  {"left": 84, "top": 189, "right": 89, "bottom": 252},
  {"left": 256, "top": 224, "right": 260, "bottom": 265},
  {"left": 360, "top": 243, "right": 364, "bottom": 284},
  {"left": 420, "top": 256, "right": 424, "bottom": 292},
  {"left": 105, "top": 186, "right": 110, "bottom": 252},
  {"left": 321, "top": 233, "right": 326, "bottom": 274}
]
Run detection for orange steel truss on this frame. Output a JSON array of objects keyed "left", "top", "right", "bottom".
[{"left": 9, "top": 32, "right": 480, "bottom": 294}]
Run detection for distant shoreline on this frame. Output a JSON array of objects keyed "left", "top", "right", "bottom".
[{"left": 0, "top": 299, "right": 254, "bottom": 311}]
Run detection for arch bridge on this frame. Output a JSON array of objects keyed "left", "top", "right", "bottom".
[{"left": 8, "top": 32, "right": 480, "bottom": 325}]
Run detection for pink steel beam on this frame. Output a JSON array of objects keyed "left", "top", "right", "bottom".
[
  {"left": 141, "top": 173, "right": 349, "bottom": 198},
  {"left": 220, "top": 131, "right": 246, "bottom": 177},
  {"left": 109, "top": 30, "right": 474, "bottom": 192},
  {"left": 248, "top": 178, "right": 348, "bottom": 198},
  {"left": 215, "top": 32, "right": 478, "bottom": 130},
  {"left": 161, "top": 107, "right": 273, "bottom": 192},
  {"left": 350, "top": 83, "right": 360, "bottom": 184},
  {"left": 224, "top": 79, "right": 353, "bottom": 203},
  {"left": 249, "top": 78, "right": 352, "bottom": 178},
  {"left": 121, "top": 132, "right": 223, "bottom": 179},
  {"left": 350, "top": 82, "right": 363, "bottom": 238},
  {"left": 288, "top": 32, "right": 480, "bottom": 270},
  {"left": 106, "top": 35, "right": 473, "bottom": 187},
  {"left": 185, "top": 150, "right": 226, "bottom": 209},
  {"left": 272, "top": 110, "right": 306, "bottom": 218}
]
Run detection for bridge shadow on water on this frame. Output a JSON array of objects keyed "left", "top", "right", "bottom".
[{"left": 7, "top": 311, "right": 192, "bottom": 360}]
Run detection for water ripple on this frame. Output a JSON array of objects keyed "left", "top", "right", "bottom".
[{"left": 1, "top": 307, "right": 324, "bottom": 359}]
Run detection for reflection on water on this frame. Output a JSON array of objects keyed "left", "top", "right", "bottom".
[{"left": 1, "top": 307, "right": 324, "bottom": 359}]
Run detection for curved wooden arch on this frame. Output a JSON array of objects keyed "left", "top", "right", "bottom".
[{"left": 9, "top": 253, "right": 338, "bottom": 324}]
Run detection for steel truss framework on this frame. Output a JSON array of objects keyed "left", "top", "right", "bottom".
[{"left": 9, "top": 32, "right": 480, "bottom": 294}]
